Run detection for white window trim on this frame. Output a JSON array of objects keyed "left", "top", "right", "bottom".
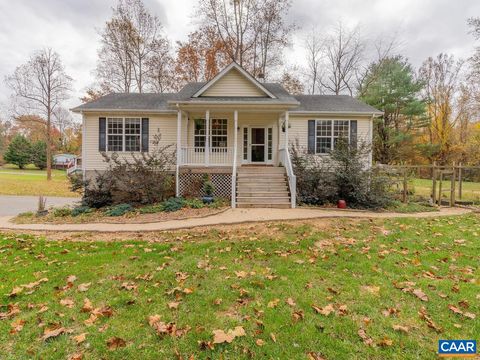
[
  {"left": 314, "top": 119, "right": 351, "bottom": 155},
  {"left": 193, "top": 118, "right": 228, "bottom": 149},
  {"left": 106, "top": 117, "right": 142, "bottom": 152}
]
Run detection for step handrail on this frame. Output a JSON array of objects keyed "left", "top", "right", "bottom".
[{"left": 279, "top": 148, "right": 296, "bottom": 208}]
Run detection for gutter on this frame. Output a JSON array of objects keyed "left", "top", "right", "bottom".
[
  {"left": 70, "top": 108, "right": 178, "bottom": 114},
  {"left": 289, "top": 111, "right": 384, "bottom": 116}
]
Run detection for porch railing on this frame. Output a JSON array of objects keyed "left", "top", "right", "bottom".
[
  {"left": 181, "top": 147, "right": 234, "bottom": 166},
  {"left": 279, "top": 148, "right": 296, "bottom": 208}
]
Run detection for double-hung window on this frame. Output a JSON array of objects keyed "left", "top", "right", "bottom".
[
  {"left": 315, "top": 120, "right": 350, "bottom": 154},
  {"left": 107, "top": 117, "right": 141, "bottom": 152},
  {"left": 194, "top": 118, "right": 228, "bottom": 151}
]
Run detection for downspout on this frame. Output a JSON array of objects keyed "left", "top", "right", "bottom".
[
  {"left": 81, "top": 112, "right": 86, "bottom": 181},
  {"left": 176, "top": 104, "right": 181, "bottom": 197}
]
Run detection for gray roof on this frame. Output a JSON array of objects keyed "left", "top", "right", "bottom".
[
  {"left": 72, "top": 83, "right": 380, "bottom": 114},
  {"left": 292, "top": 95, "right": 382, "bottom": 114}
]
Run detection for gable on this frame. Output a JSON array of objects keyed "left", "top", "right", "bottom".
[{"left": 201, "top": 68, "right": 267, "bottom": 97}]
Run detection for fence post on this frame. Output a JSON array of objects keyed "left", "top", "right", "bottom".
[
  {"left": 432, "top": 162, "right": 437, "bottom": 206},
  {"left": 402, "top": 168, "right": 408, "bottom": 203},
  {"left": 450, "top": 162, "right": 456, "bottom": 207},
  {"left": 438, "top": 170, "right": 443, "bottom": 206},
  {"left": 458, "top": 162, "right": 463, "bottom": 200}
]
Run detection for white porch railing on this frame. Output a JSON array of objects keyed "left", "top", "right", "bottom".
[
  {"left": 181, "top": 147, "right": 234, "bottom": 166},
  {"left": 279, "top": 148, "right": 296, "bottom": 208}
]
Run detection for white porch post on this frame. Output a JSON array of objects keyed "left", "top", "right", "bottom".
[
  {"left": 284, "top": 111, "right": 289, "bottom": 150},
  {"left": 205, "top": 110, "right": 210, "bottom": 166},
  {"left": 175, "top": 109, "right": 181, "bottom": 197},
  {"left": 231, "top": 110, "right": 238, "bottom": 208}
]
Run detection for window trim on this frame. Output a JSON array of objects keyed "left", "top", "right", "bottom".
[
  {"left": 106, "top": 117, "right": 142, "bottom": 152},
  {"left": 314, "top": 119, "right": 351, "bottom": 155}
]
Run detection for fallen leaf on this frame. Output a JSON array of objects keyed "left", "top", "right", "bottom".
[
  {"left": 312, "top": 303, "right": 334, "bottom": 316},
  {"left": 256, "top": 339, "right": 265, "bottom": 346},
  {"left": 286, "top": 298, "right": 296, "bottom": 307},
  {"left": 81, "top": 298, "right": 93, "bottom": 313},
  {"left": 60, "top": 298, "right": 75, "bottom": 308},
  {"left": 270, "top": 333, "right": 277, "bottom": 343},
  {"left": 307, "top": 352, "right": 326, "bottom": 360},
  {"left": 378, "top": 337, "right": 393, "bottom": 347},
  {"left": 68, "top": 353, "right": 83, "bottom": 360},
  {"left": 107, "top": 337, "right": 126, "bottom": 350},
  {"left": 361, "top": 285, "right": 380, "bottom": 295},
  {"left": 0, "top": 303, "right": 20, "bottom": 319},
  {"left": 268, "top": 298, "right": 280, "bottom": 308},
  {"left": 66, "top": 275, "right": 77, "bottom": 283},
  {"left": 392, "top": 324, "right": 409, "bottom": 333},
  {"left": 235, "top": 271, "right": 248, "bottom": 278},
  {"left": 77, "top": 283, "right": 91, "bottom": 292},
  {"left": 212, "top": 326, "right": 246, "bottom": 344},
  {"left": 168, "top": 302, "right": 180, "bottom": 310},
  {"left": 412, "top": 288, "right": 428, "bottom": 302},
  {"left": 358, "top": 328, "right": 373, "bottom": 346},
  {"left": 72, "top": 333, "right": 87, "bottom": 344},
  {"left": 10, "top": 318, "right": 25, "bottom": 334},
  {"left": 42, "top": 326, "right": 72, "bottom": 341}
]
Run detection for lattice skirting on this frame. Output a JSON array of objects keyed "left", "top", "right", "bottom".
[{"left": 178, "top": 172, "right": 232, "bottom": 199}]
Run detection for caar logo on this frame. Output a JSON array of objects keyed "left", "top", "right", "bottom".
[{"left": 439, "top": 340, "right": 477, "bottom": 357}]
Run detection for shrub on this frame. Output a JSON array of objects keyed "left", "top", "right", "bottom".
[
  {"left": 202, "top": 174, "right": 215, "bottom": 197},
  {"left": 105, "top": 203, "right": 134, "bottom": 217},
  {"left": 291, "top": 140, "right": 394, "bottom": 209},
  {"left": 71, "top": 205, "right": 93, "bottom": 217},
  {"left": 53, "top": 207, "right": 72, "bottom": 217},
  {"left": 70, "top": 134, "right": 175, "bottom": 208},
  {"left": 162, "top": 197, "right": 185, "bottom": 212},
  {"left": 185, "top": 198, "right": 205, "bottom": 209},
  {"left": 138, "top": 203, "right": 164, "bottom": 214}
]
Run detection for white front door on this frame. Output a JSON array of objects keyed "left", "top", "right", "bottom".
[{"left": 242, "top": 126, "right": 273, "bottom": 164}]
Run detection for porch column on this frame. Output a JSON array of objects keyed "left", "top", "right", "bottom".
[
  {"left": 176, "top": 110, "right": 181, "bottom": 197},
  {"left": 284, "top": 111, "right": 289, "bottom": 150},
  {"left": 205, "top": 110, "right": 210, "bottom": 166},
  {"left": 231, "top": 110, "right": 238, "bottom": 208}
]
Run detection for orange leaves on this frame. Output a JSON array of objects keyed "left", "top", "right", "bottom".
[
  {"left": 42, "top": 325, "right": 73, "bottom": 341},
  {"left": 8, "top": 278, "right": 48, "bottom": 297},
  {"left": 107, "top": 336, "right": 126, "bottom": 350},
  {"left": 0, "top": 303, "right": 21, "bottom": 320},
  {"left": 212, "top": 326, "right": 245, "bottom": 344},
  {"left": 148, "top": 315, "right": 191, "bottom": 338},
  {"left": 60, "top": 298, "right": 75, "bottom": 308},
  {"left": 10, "top": 318, "right": 26, "bottom": 335},
  {"left": 77, "top": 283, "right": 91, "bottom": 292},
  {"left": 448, "top": 304, "right": 476, "bottom": 319},
  {"left": 412, "top": 289, "right": 429, "bottom": 302},
  {"left": 312, "top": 303, "right": 347, "bottom": 316}
]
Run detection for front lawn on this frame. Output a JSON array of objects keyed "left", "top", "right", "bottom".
[
  {"left": 0, "top": 215, "right": 478, "bottom": 359},
  {"left": 0, "top": 166, "right": 78, "bottom": 197}
]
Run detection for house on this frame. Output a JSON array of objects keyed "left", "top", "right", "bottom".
[
  {"left": 72, "top": 62, "right": 381, "bottom": 208},
  {"left": 53, "top": 153, "right": 77, "bottom": 168}
]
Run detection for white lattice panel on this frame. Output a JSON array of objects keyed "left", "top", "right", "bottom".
[{"left": 179, "top": 173, "right": 232, "bottom": 199}]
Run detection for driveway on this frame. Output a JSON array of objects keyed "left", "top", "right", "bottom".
[{"left": 0, "top": 195, "right": 79, "bottom": 216}]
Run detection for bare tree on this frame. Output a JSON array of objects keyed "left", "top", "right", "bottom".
[
  {"left": 197, "top": 0, "right": 292, "bottom": 78},
  {"left": 319, "top": 22, "right": 365, "bottom": 95},
  {"left": 304, "top": 28, "right": 323, "bottom": 94},
  {"left": 95, "top": 0, "right": 171, "bottom": 93},
  {"left": 5, "top": 48, "right": 72, "bottom": 180}
]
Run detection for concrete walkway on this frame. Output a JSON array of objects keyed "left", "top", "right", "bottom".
[
  {"left": 0, "top": 195, "right": 79, "bottom": 216},
  {"left": 0, "top": 207, "right": 471, "bottom": 233}
]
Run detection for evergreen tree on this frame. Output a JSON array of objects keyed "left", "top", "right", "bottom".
[
  {"left": 359, "top": 56, "right": 426, "bottom": 164},
  {"left": 31, "top": 141, "right": 47, "bottom": 170},
  {"left": 4, "top": 135, "right": 31, "bottom": 169}
]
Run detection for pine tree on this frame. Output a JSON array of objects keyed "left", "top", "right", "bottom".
[
  {"left": 4, "top": 135, "right": 32, "bottom": 169},
  {"left": 31, "top": 141, "right": 47, "bottom": 170}
]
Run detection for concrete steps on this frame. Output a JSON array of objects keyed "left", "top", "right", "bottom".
[{"left": 236, "top": 166, "right": 291, "bottom": 208}]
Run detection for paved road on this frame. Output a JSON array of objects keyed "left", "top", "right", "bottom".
[{"left": 0, "top": 195, "right": 79, "bottom": 216}]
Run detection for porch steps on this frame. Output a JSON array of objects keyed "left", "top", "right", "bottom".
[{"left": 236, "top": 166, "right": 291, "bottom": 208}]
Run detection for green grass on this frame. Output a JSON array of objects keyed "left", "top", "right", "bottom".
[
  {"left": 387, "top": 201, "right": 438, "bottom": 213},
  {"left": 0, "top": 215, "right": 478, "bottom": 359},
  {"left": 412, "top": 178, "right": 480, "bottom": 202},
  {"left": 0, "top": 165, "right": 78, "bottom": 197}
]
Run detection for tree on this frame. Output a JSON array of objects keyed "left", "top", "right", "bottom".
[
  {"left": 31, "top": 141, "right": 47, "bottom": 170},
  {"left": 196, "top": 0, "right": 293, "bottom": 79},
  {"left": 95, "top": 0, "right": 172, "bottom": 93},
  {"left": 419, "top": 54, "right": 464, "bottom": 164},
  {"left": 4, "top": 134, "right": 31, "bottom": 169},
  {"left": 5, "top": 48, "right": 72, "bottom": 180},
  {"left": 319, "top": 22, "right": 365, "bottom": 95},
  {"left": 280, "top": 70, "right": 304, "bottom": 95},
  {"left": 360, "top": 56, "right": 426, "bottom": 164},
  {"left": 304, "top": 29, "right": 323, "bottom": 94}
]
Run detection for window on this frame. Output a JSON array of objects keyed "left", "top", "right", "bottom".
[
  {"left": 107, "top": 117, "right": 141, "bottom": 152},
  {"left": 315, "top": 120, "right": 350, "bottom": 154},
  {"left": 194, "top": 118, "right": 228, "bottom": 150},
  {"left": 267, "top": 127, "right": 273, "bottom": 161}
]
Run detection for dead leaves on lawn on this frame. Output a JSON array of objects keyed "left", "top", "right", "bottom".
[
  {"left": 148, "top": 315, "right": 191, "bottom": 338},
  {"left": 212, "top": 326, "right": 246, "bottom": 344}
]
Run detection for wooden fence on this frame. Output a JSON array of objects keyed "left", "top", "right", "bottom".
[{"left": 375, "top": 163, "right": 480, "bottom": 206}]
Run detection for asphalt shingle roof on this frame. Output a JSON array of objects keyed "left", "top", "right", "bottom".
[{"left": 72, "top": 83, "right": 381, "bottom": 114}]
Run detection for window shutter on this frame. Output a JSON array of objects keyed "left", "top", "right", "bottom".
[
  {"left": 99, "top": 117, "right": 106, "bottom": 152},
  {"left": 307, "top": 120, "right": 315, "bottom": 154},
  {"left": 350, "top": 120, "right": 358, "bottom": 149},
  {"left": 141, "top": 118, "right": 149, "bottom": 152}
]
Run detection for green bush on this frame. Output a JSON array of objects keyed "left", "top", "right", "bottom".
[
  {"left": 72, "top": 205, "right": 93, "bottom": 217},
  {"left": 105, "top": 203, "right": 133, "bottom": 217},
  {"left": 53, "top": 207, "right": 72, "bottom": 217},
  {"left": 162, "top": 197, "right": 185, "bottom": 212},
  {"left": 138, "top": 203, "right": 164, "bottom": 214},
  {"left": 185, "top": 198, "right": 205, "bottom": 209}
]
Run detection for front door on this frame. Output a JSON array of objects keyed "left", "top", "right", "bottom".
[{"left": 250, "top": 128, "right": 266, "bottom": 163}]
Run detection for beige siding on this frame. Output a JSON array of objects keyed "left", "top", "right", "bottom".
[
  {"left": 82, "top": 113, "right": 177, "bottom": 171},
  {"left": 201, "top": 68, "right": 267, "bottom": 97}
]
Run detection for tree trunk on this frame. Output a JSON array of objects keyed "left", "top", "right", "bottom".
[{"left": 46, "top": 106, "right": 52, "bottom": 181}]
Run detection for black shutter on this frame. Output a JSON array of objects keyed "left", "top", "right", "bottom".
[
  {"left": 350, "top": 120, "right": 358, "bottom": 149},
  {"left": 307, "top": 120, "right": 316, "bottom": 154},
  {"left": 141, "top": 118, "right": 149, "bottom": 152},
  {"left": 99, "top": 117, "right": 106, "bottom": 152}
]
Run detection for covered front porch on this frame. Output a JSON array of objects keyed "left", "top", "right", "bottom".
[{"left": 174, "top": 108, "right": 296, "bottom": 208}]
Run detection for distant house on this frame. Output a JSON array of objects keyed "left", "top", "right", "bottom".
[
  {"left": 72, "top": 62, "right": 382, "bottom": 208},
  {"left": 53, "top": 153, "right": 77, "bottom": 168}
]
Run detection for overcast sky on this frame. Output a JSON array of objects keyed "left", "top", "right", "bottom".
[{"left": 0, "top": 0, "right": 479, "bottom": 118}]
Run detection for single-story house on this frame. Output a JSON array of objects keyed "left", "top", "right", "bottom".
[
  {"left": 53, "top": 153, "right": 78, "bottom": 169},
  {"left": 72, "top": 62, "right": 381, "bottom": 208}
]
